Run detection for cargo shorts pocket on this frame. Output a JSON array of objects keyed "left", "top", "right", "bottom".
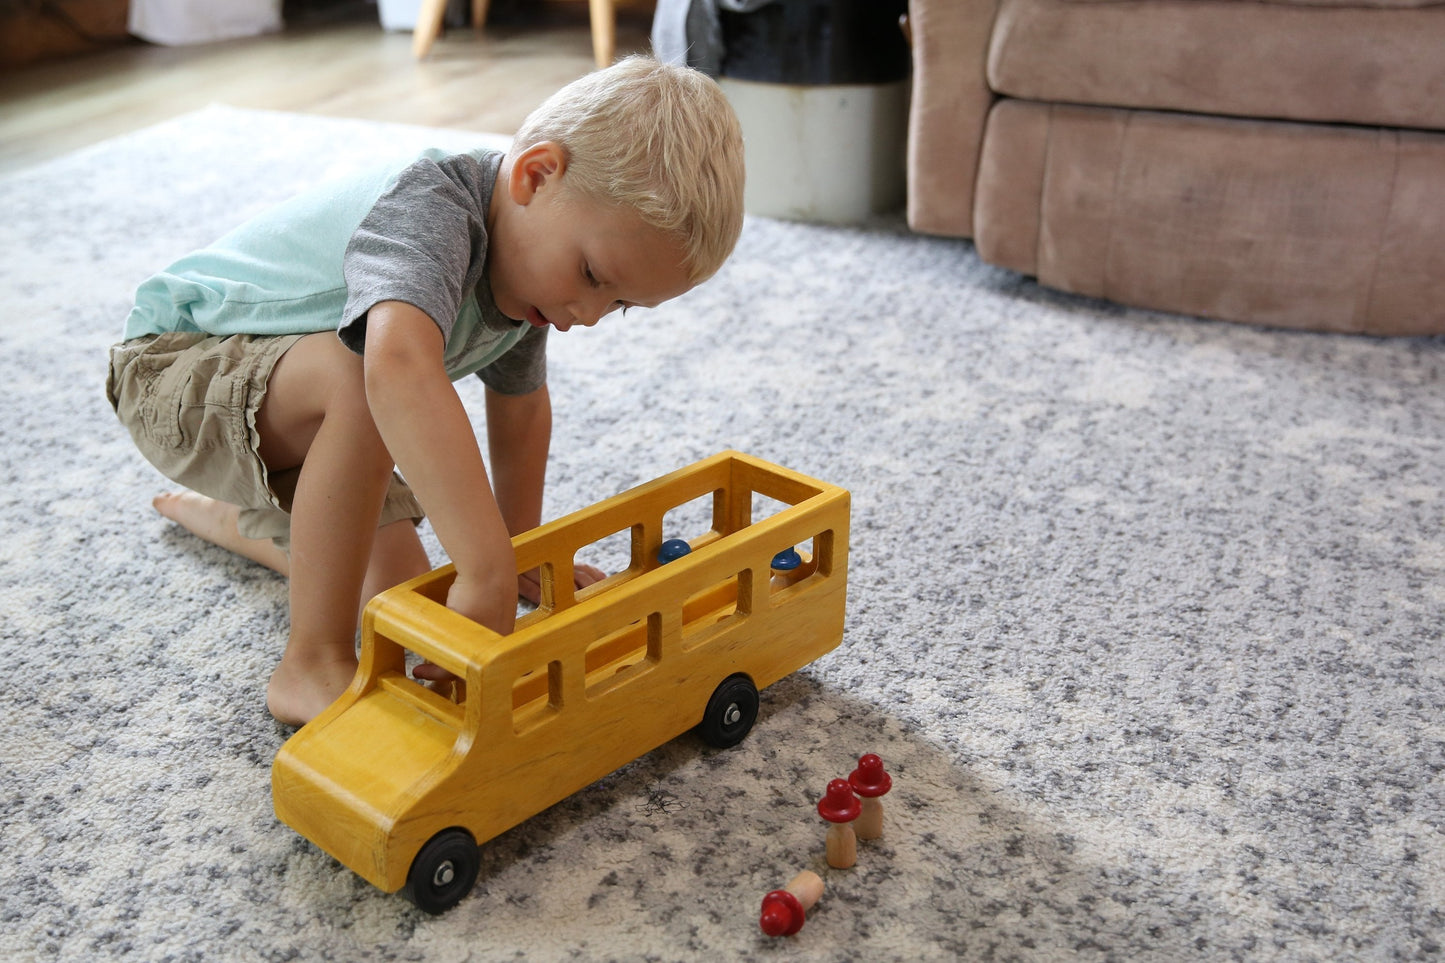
[{"left": 125, "top": 332, "right": 245, "bottom": 454}]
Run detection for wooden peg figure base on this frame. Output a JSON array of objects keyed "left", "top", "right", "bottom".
[
  {"left": 856, "top": 796, "right": 884, "bottom": 840},
  {"left": 825, "top": 822, "right": 858, "bottom": 869},
  {"left": 786, "top": 869, "right": 825, "bottom": 908}
]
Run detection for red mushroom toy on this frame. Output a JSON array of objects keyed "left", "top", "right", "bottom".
[
  {"left": 817, "top": 778, "right": 862, "bottom": 868},
  {"left": 848, "top": 753, "right": 893, "bottom": 840},
  {"left": 759, "top": 870, "right": 825, "bottom": 937}
]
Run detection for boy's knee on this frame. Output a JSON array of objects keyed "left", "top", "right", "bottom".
[
  {"left": 287, "top": 335, "right": 376, "bottom": 429},
  {"left": 259, "top": 334, "right": 391, "bottom": 476},
  {"left": 325, "top": 349, "right": 398, "bottom": 474},
  {"left": 313, "top": 334, "right": 368, "bottom": 397}
]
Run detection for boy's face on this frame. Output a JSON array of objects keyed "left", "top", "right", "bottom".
[{"left": 488, "top": 143, "right": 694, "bottom": 332}]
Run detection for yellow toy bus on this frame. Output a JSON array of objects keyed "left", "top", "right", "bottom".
[{"left": 271, "top": 451, "right": 851, "bottom": 912}]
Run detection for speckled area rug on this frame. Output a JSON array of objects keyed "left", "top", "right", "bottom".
[{"left": 2, "top": 105, "right": 1443, "bottom": 962}]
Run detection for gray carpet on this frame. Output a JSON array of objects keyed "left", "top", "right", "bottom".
[{"left": 3, "top": 106, "right": 1443, "bottom": 962}]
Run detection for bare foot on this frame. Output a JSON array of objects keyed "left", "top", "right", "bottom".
[
  {"left": 153, "top": 491, "right": 290, "bottom": 575},
  {"left": 266, "top": 650, "right": 359, "bottom": 727}
]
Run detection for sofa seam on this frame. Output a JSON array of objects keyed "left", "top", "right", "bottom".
[
  {"left": 1101, "top": 108, "right": 1137, "bottom": 303},
  {"left": 1036, "top": 102, "right": 1054, "bottom": 278},
  {"left": 1360, "top": 129, "right": 1401, "bottom": 333}
]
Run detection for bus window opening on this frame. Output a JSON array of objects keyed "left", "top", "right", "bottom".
[
  {"left": 585, "top": 613, "right": 662, "bottom": 697},
  {"left": 770, "top": 531, "right": 833, "bottom": 599},
  {"left": 516, "top": 561, "right": 555, "bottom": 630},
  {"left": 681, "top": 569, "right": 752, "bottom": 651},
  {"left": 661, "top": 488, "right": 726, "bottom": 558},
  {"left": 573, "top": 525, "right": 639, "bottom": 602},
  {"left": 751, "top": 492, "right": 791, "bottom": 526},
  {"left": 513, "top": 659, "right": 563, "bottom": 734}
]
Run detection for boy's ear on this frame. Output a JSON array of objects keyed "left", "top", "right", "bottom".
[{"left": 508, "top": 141, "right": 567, "bottom": 205}]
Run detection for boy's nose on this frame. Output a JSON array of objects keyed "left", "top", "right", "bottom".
[{"left": 572, "top": 294, "right": 613, "bottom": 327}]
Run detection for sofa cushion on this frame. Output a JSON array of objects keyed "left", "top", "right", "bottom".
[
  {"left": 989, "top": 0, "right": 1445, "bottom": 129},
  {"left": 905, "top": 0, "right": 998, "bottom": 237},
  {"left": 973, "top": 100, "right": 1445, "bottom": 334}
]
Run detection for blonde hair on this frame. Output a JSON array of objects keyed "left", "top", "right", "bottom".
[{"left": 512, "top": 56, "right": 746, "bottom": 285}]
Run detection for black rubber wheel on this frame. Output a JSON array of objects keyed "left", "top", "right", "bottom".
[
  {"left": 403, "top": 828, "right": 479, "bottom": 914},
  {"left": 696, "top": 674, "right": 759, "bottom": 748}
]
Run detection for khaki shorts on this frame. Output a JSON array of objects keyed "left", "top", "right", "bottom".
[{"left": 106, "top": 331, "right": 424, "bottom": 551}]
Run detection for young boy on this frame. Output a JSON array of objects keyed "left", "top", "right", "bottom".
[{"left": 106, "top": 57, "right": 746, "bottom": 727}]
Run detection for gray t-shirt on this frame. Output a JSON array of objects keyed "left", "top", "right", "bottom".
[
  {"left": 340, "top": 150, "right": 546, "bottom": 394},
  {"left": 124, "top": 147, "right": 546, "bottom": 395}
]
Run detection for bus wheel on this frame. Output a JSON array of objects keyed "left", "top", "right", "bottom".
[
  {"left": 697, "top": 674, "right": 759, "bottom": 748},
  {"left": 404, "top": 828, "right": 479, "bottom": 914}
]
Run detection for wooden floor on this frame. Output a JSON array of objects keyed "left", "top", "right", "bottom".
[{"left": 0, "top": 1, "right": 654, "bottom": 176}]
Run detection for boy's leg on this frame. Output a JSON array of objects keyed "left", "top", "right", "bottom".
[
  {"left": 113, "top": 331, "right": 432, "bottom": 723},
  {"left": 153, "top": 491, "right": 428, "bottom": 618},
  {"left": 362, "top": 516, "right": 432, "bottom": 606},
  {"left": 254, "top": 333, "right": 422, "bottom": 726}
]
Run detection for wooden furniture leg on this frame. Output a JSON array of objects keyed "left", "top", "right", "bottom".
[
  {"left": 588, "top": 0, "right": 616, "bottom": 68},
  {"left": 413, "top": 0, "right": 449, "bottom": 58},
  {"left": 472, "top": 0, "right": 491, "bottom": 34}
]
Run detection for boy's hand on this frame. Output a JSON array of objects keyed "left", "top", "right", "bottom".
[
  {"left": 517, "top": 564, "right": 607, "bottom": 606},
  {"left": 413, "top": 568, "right": 518, "bottom": 687},
  {"left": 447, "top": 568, "right": 520, "bottom": 635},
  {"left": 416, "top": 565, "right": 607, "bottom": 683}
]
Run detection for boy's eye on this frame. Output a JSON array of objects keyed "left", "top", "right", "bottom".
[{"left": 584, "top": 264, "right": 601, "bottom": 288}]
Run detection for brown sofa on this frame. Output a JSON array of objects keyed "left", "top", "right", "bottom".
[{"left": 905, "top": 0, "right": 1445, "bottom": 335}]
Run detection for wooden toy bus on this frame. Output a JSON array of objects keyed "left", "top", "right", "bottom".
[{"left": 271, "top": 451, "right": 851, "bottom": 913}]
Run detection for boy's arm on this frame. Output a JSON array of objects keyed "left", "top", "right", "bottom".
[
  {"left": 485, "top": 383, "right": 607, "bottom": 603},
  {"left": 362, "top": 300, "right": 518, "bottom": 633},
  {"left": 484, "top": 383, "right": 551, "bottom": 540}
]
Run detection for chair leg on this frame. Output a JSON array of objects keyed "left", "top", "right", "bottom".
[
  {"left": 413, "top": 0, "right": 449, "bottom": 58},
  {"left": 472, "top": 0, "right": 491, "bottom": 34},
  {"left": 588, "top": 0, "right": 616, "bottom": 68}
]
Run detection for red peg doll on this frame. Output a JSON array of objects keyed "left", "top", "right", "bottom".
[
  {"left": 759, "top": 870, "right": 825, "bottom": 936},
  {"left": 817, "top": 778, "right": 862, "bottom": 868},
  {"left": 848, "top": 753, "right": 893, "bottom": 840}
]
